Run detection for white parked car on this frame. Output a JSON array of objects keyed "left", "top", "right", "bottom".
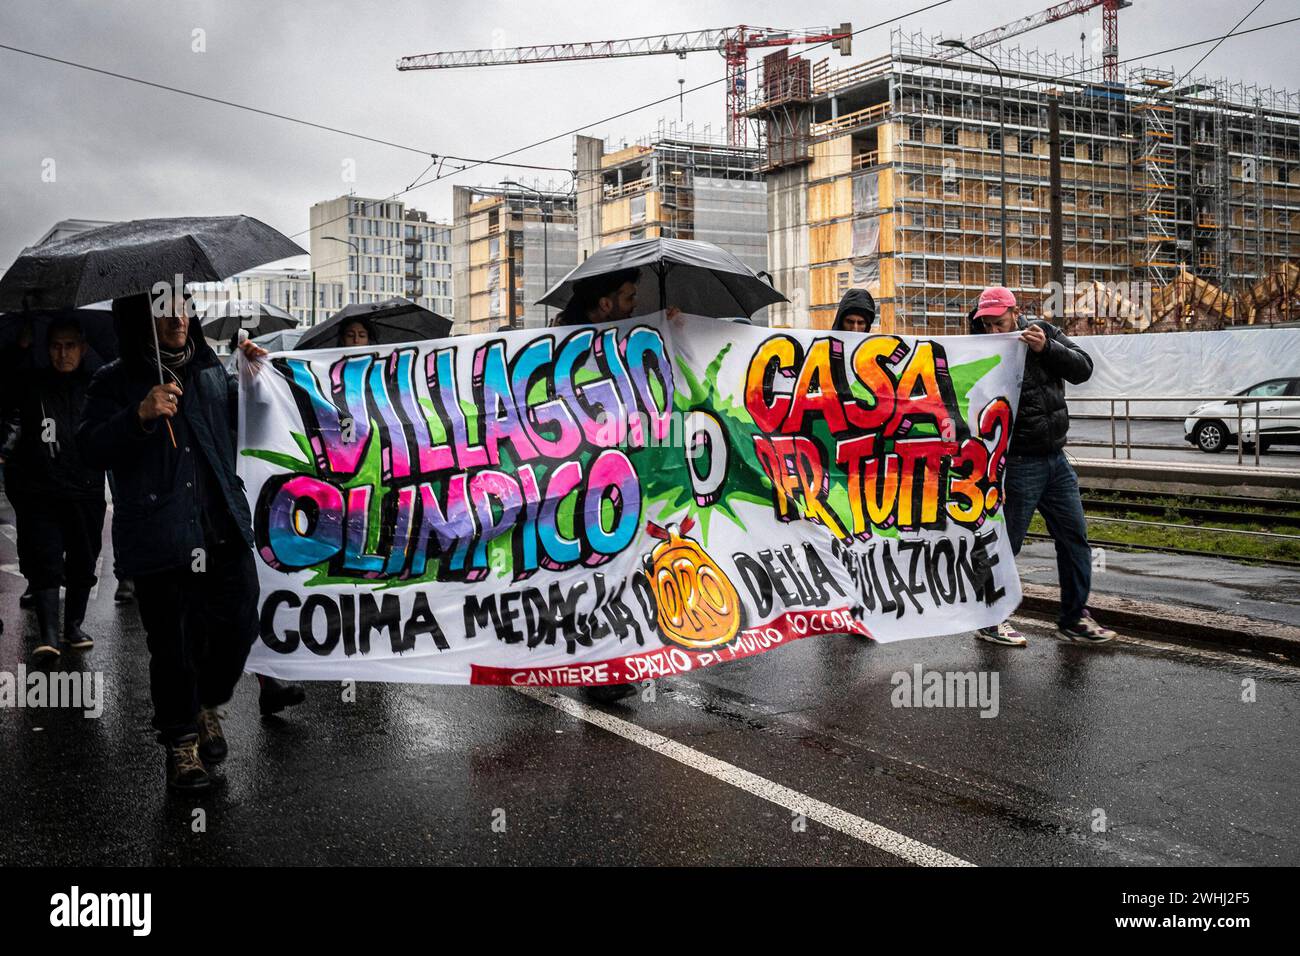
[{"left": 1184, "top": 377, "right": 1300, "bottom": 453}]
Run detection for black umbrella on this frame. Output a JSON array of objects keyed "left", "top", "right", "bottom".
[
  {"left": 0, "top": 215, "right": 306, "bottom": 311},
  {"left": 201, "top": 299, "right": 297, "bottom": 340},
  {"left": 537, "top": 237, "right": 786, "bottom": 320},
  {"left": 250, "top": 327, "right": 306, "bottom": 353},
  {"left": 295, "top": 297, "right": 451, "bottom": 351}
]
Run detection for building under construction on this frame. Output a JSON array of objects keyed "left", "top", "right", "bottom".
[
  {"left": 574, "top": 124, "right": 768, "bottom": 277},
  {"left": 450, "top": 184, "right": 577, "bottom": 335},
  {"left": 746, "top": 29, "right": 1300, "bottom": 333}
]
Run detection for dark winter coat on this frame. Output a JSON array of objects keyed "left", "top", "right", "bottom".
[
  {"left": 1, "top": 365, "right": 105, "bottom": 502},
  {"left": 1006, "top": 315, "right": 1094, "bottom": 456},
  {"left": 77, "top": 301, "right": 254, "bottom": 576}
]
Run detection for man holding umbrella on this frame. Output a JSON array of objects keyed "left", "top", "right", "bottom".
[
  {"left": 0, "top": 215, "right": 309, "bottom": 791},
  {"left": 78, "top": 287, "right": 294, "bottom": 791},
  {"left": 1, "top": 317, "right": 106, "bottom": 661}
]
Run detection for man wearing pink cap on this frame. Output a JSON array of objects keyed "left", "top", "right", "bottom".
[{"left": 969, "top": 287, "right": 1116, "bottom": 646}]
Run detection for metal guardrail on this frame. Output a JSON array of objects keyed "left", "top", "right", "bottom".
[{"left": 1069, "top": 395, "right": 1294, "bottom": 468}]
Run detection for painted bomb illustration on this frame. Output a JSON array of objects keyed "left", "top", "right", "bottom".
[{"left": 641, "top": 517, "right": 743, "bottom": 651}]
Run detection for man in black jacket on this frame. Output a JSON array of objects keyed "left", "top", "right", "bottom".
[
  {"left": 78, "top": 289, "right": 288, "bottom": 792},
  {"left": 969, "top": 287, "right": 1116, "bottom": 647},
  {"left": 1, "top": 317, "right": 106, "bottom": 661}
]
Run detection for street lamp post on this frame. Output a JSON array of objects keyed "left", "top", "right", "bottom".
[
  {"left": 940, "top": 39, "right": 1008, "bottom": 282},
  {"left": 502, "top": 180, "right": 550, "bottom": 326},
  {"left": 325, "top": 235, "right": 360, "bottom": 310}
]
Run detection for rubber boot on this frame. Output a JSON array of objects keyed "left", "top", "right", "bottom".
[
  {"left": 63, "top": 586, "right": 94, "bottom": 651},
  {"left": 31, "top": 588, "right": 61, "bottom": 663}
]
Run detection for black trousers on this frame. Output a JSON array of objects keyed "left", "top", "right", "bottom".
[
  {"left": 133, "top": 543, "right": 259, "bottom": 742},
  {"left": 17, "top": 496, "right": 105, "bottom": 592}
]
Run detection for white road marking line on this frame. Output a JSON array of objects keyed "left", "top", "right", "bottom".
[{"left": 515, "top": 686, "right": 975, "bottom": 867}]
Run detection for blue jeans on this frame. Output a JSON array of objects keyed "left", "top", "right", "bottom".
[{"left": 1003, "top": 450, "right": 1092, "bottom": 628}]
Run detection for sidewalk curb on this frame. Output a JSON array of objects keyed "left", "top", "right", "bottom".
[{"left": 1016, "top": 582, "right": 1300, "bottom": 663}]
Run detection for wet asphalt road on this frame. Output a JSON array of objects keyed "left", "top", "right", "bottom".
[{"left": 2, "top": 503, "right": 1298, "bottom": 867}]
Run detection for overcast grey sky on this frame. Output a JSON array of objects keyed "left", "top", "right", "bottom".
[{"left": 2, "top": 0, "right": 1297, "bottom": 267}]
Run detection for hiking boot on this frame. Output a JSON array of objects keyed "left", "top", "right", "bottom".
[
  {"left": 114, "top": 579, "right": 135, "bottom": 604},
  {"left": 580, "top": 683, "right": 638, "bottom": 705},
  {"left": 1057, "top": 610, "right": 1116, "bottom": 645},
  {"left": 258, "top": 675, "right": 307, "bottom": 716},
  {"left": 196, "top": 708, "right": 228, "bottom": 764},
  {"left": 62, "top": 586, "right": 94, "bottom": 651},
  {"left": 977, "top": 621, "right": 1027, "bottom": 647},
  {"left": 166, "top": 735, "right": 212, "bottom": 793}
]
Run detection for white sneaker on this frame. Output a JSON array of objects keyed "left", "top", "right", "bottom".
[{"left": 976, "top": 621, "right": 1027, "bottom": 646}]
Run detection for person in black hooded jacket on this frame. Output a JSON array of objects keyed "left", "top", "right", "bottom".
[
  {"left": 1, "top": 317, "right": 106, "bottom": 661},
  {"left": 832, "top": 287, "right": 876, "bottom": 333},
  {"left": 968, "top": 286, "right": 1116, "bottom": 648},
  {"left": 77, "top": 288, "right": 299, "bottom": 792}
]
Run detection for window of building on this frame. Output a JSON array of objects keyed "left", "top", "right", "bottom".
[
  {"left": 1022, "top": 219, "right": 1038, "bottom": 237},
  {"left": 988, "top": 130, "right": 1002, "bottom": 151},
  {"left": 944, "top": 261, "right": 961, "bottom": 284},
  {"left": 1280, "top": 211, "right": 1291, "bottom": 228},
  {"left": 1244, "top": 207, "right": 1258, "bottom": 224},
  {"left": 911, "top": 259, "right": 927, "bottom": 282},
  {"left": 1062, "top": 189, "right": 1077, "bottom": 207},
  {"left": 944, "top": 211, "right": 960, "bottom": 230},
  {"left": 943, "top": 177, "right": 959, "bottom": 196},
  {"left": 943, "top": 126, "right": 959, "bottom": 146},
  {"left": 1091, "top": 224, "right": 1104, "bottom": 239},
  {"left": 1061, "top": 140, "right": 1076, "bottom": 158},
  {"left": 909, "top": 122, "right": 924, "bottom": 142},
  {"left": 1018, "top": 185, "right": 1035, "bottom": 203},
  {"left": 987, "top": 183, "right": 1002, "bottom": 201},
  {"left": 1089, "top": 192, "right": 1104, "bottom": 209},
  {"left": 1063, "top": 222, "right": 1076, "bottom": 240},
  {"left": 908, "top": 173, "right": 925, "bottom": 192}
]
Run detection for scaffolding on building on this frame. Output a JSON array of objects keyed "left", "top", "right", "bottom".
[{"left": 743, "top": 26, "right": 1298, "bottom": 334}]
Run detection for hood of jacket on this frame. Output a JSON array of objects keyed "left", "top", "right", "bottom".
[
  {"left": 110, "top": 292, "right": 217, "bottom": 377},
  {"left": 833, "top": 288, "right": 877, "bottom": 331}
]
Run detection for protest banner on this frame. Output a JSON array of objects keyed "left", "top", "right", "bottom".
[{"left": 238, "top": 314, "right": 1024, "bottom": 685}]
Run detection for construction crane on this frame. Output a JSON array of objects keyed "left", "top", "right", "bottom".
[
  {"left": 397, "top": 25, "right": 854, "bottom": 146},
  {"left": 945, "top": 0, "right": 1132, "bottom": 84}
]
